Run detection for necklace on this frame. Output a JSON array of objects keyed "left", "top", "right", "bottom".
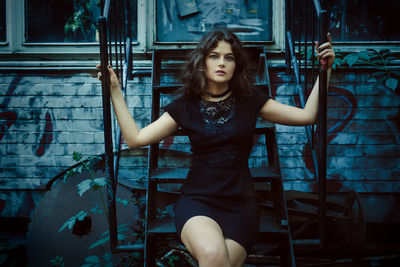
[{"left": 206, "top": 88, "right": 232, "bottom": 101}]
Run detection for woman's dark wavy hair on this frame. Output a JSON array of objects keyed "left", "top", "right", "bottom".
[{"left": 181, "top": 28, "right": 253, "bottom": 98}]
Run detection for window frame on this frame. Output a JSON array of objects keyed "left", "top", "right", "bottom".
[
  {"left": 146, "top": 0, "right": 285, "bottom": 52},
  {"left": 0, "top": 0, "right": 399, "bottom": 69},
  {"left": 0, "top": 0, "right": 146, "bottom": 60},
  {"left": 0, "top": 0, "right": 11, "bottom": 53}
]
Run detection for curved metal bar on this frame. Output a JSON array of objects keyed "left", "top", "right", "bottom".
[{"left": 286, "top": 30, "right": 319, "bottom": 179}]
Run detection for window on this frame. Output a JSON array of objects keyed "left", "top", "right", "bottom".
[
  {"left": 25, "top": 0, "right": 101, "bottom": 43},
  {"left": 2, "top": 0, "right": 398, "bottom": 67},
  {"left": 25, "top": 0, "right": 138, "bottom": 44},
  {"left": 0, "top": 0, "right": 140, "bottom": 59},
  {"left": 327, "top": 0, "right": 400, "bottom": 42},
  {"left": 293, "top": 0, "right": 400, "bottom": 44},
  {"left": 0, "top": 0, "right": 5, "bottom": 42},
  {"left": 155, "top": 0, "right": 272, "bottom": 43}
]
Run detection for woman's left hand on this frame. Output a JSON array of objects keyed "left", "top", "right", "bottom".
[{"left": 315, "top": 33, "right": 335, "bottom": 69}]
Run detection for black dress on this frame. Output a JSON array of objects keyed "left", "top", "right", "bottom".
[{"left": 164, "top": 89, "right": 271, "bottom": 252}]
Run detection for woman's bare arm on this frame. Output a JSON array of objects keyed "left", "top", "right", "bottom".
[
  {"left": 97, "top": 65, "right": 178, "bottom": 148},
  {"left": 259, "top": 33, "right": 335, "bottom": 126}
]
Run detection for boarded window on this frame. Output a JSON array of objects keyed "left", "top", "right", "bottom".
[{"left": 156, "top": 0, "right": 272, "bottom": 43}]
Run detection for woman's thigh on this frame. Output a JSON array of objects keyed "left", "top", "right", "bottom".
[{"left": 180, "top": 215, "right": 229, "bottom": 260}]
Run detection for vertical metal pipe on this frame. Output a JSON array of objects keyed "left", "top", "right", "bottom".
[
  {"left": 118, "top": 0, "right": 124, "bottom": 79},
  {"left": 113, "top": 0, "right": 120, "bottom": 78},
  {"left": 98, "top": 16, "right": 118, "bottom": 251},
  {"left": 297, "top": 0, "right": 301, "bottom": 78},
  {"left": 113, "top": 0, "right": 122, "bottom": 183},
  {"left": 125, "top": 0, "right": 132, "bottom": 80},
  {"left": 317, "top": 9, "right": 328, "bottom": 246},
  {"left": 108, "top": 4, "right": 113, "bottom": 69},
  {"left": 304, "top": 0, "right": 308, "bottom": 92},
  {"left": 122, "top": 0, "right": 127, "bottom": 49},
  {"left": 312, "top": 4, "right": 316, "bottom": 87},
  {"left": 114, "top": 0, "right": 129, "bottom": 184},
  {"left": 285, "top": 0, "right": 291, "bottom": 72}
]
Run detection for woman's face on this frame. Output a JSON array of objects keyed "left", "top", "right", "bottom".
[{"left": 204, "top": 40, "right": 236, "bottom": 88}]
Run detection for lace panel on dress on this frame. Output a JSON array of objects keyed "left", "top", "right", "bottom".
[{"left": 200, "top": 95, "right": 235, "bottom": 135}]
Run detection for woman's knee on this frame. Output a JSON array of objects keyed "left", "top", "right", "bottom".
[
  {"left": 180, "top": 216, "right": 230, "bottom": 266},
  {"left": 196, "top": 242, "right": 230, "bottom": 267}
]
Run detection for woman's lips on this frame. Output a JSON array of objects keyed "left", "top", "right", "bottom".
[{"left": 215, "top": 70, "right": 226, "bottom": 75}]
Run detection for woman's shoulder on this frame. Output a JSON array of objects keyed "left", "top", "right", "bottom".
[
  {"left": 236, "top": 87, "right": 270, "bottom": 102},
  {"left": 235, "top": 87, "right": 271, "bottom": 113},
  {"left": 164, "top": 94, "right": 198, "bottom": 112}
]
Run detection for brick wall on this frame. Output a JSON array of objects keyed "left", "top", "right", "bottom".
[{"left": 0, "top": 69, "right": 399, "bottom": 221}]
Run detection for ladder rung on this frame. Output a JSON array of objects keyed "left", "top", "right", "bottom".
[
  {"left": 149, "top": 168, "right": 188, "bottom": 182},
  {"left": 255, "top": 120, "right": 275, "bottom": 130},
  {"left": 148, "top": 216, "right": 176, "bottom": 235},
  {"left": 259, "top": 214, "right": 288, "bottom": 233},
  {"left": 149, "top": 167, "right": 280, "bottom": 183},
  {"left": 148, "top": 214, "right": 287, "bottom": 236},
  {"left": 251, "top": 167, "right": 281, "bottom": 181}
]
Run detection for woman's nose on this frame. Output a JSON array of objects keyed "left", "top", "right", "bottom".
[{"left": 218, "top": 57, "right": 225, "bottom": 66}]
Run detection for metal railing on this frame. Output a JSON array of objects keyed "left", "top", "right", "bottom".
[
  {"left": 99, "top": 0, "right": 329, "bottom": 256},
  {"left": 286, "top": 0, "right": 329, "bottom": 245},
  {"left": 98, "top": 0, "right": 142, "bottom": 252}
]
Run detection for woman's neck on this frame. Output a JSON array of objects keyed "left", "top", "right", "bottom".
[
  {"left": 203, "top": 84, "right": 232, "bottom": 102},
  {"left": 206, "top": 82, "right": 229, "bottom": 96}
]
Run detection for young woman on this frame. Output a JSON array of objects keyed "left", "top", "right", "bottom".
[{"left": 97, "top": 28, "right": 335, "bottom": 267}]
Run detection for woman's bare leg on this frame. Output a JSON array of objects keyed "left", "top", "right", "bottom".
[
  {"left": 180, "top": 216, "right": 230, "bottom": 267},
  {"left": 225, "top": 238, "right": 247, "bottom": 267}
]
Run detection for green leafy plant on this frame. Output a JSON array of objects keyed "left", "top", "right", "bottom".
[
  {"left": 63, "top": 152, "right": 101, "bottom": 182},
  {"left": 300, "top": 46, "right": 399, "bottom": 91},
  {"left": 88, "top": 223, "right": 130, "bottom": 250},
  {"left": 341, "top": 49, "right": 399, "bottom": 91},
  {"left": 156, "top": 208, "right": 169, "bottom": 219},
  {"left": 50, "top": 256, "right": 65, "bottom": 267},
  {"left": 58, "top": 152, "right": 192, "bottom": 266},
  {"left": 80, "top": 253, "right": 113, "bottom": 267},
  {"left": 64, "top": 0, "right": 100, "bottom": 42},
  {"left": 300, "top": 46, "right": 345, "bottom": 71},
  {"left": 59, "top": 210, "right": 88, "bottom": 233},
  {"left": 58, "top": 151, "right": 137, "bottom": 266}
]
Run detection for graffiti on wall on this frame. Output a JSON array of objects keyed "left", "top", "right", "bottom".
[
  {"left": 0, "top": 76, "right": 20, "bottom": 141},
  {"left": 1, "top": 76, "right": 55, "bottom": 217},
  {"left": 0, "top": 76, "right": 55, "bottom": 156}
]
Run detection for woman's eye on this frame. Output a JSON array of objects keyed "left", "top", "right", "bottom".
[
  {"left": 209, "top": 54, "right": 218, "bottom": 59},
  {"left": 226, "top": 56, "right": 235, "bottom": 62}
]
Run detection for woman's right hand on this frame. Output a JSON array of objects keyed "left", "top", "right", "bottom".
[{"left": 96, "top": 64, "right": 121, "bottom": 92}]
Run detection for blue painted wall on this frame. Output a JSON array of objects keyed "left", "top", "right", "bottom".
[{"left": 0, "top": 69, "right": 399, "bottom": 222}]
